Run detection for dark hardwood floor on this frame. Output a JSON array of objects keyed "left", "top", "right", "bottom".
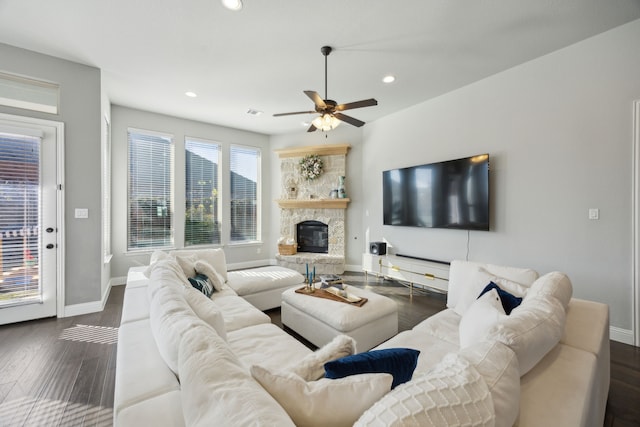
[{"left": 0, "top": 272, "right": 638, "bottom": 426}]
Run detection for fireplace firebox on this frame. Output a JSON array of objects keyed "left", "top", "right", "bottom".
[{"left": 296, "top": 220, "right": 328, "bottom": 253}]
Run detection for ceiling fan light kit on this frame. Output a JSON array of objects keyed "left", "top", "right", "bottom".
[
  {"left": 274, "top": 45, "right": 378, "bottom": 132},
  {"left": 221, "top": 0, "right": 243, "bottom": 11}
]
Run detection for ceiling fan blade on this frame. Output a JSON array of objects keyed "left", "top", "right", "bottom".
[
  {"left": 307, "top": 123, "right": 318, "bottom": 132},
  {"left": 335, "top": 98, "right": 378, "bottom": 111},
  {"left": 334, "top": 112, "right": 365, "bottom": 127},
  {"left": 304, "top": 90, "right": 326, "bottom": 109},
  {"left": 273, "top": 110, "right": 316, "bottom": 117}
]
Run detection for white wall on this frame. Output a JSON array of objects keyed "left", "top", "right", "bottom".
[
  {"left": 361, "top": 19, "right": 640, "bottom": 334},
  {"left": 110, "top": 106, "right": 272, "bottom": 278},
  {"left": 269, "top": 126, "right": 364, "bottom": 269}
]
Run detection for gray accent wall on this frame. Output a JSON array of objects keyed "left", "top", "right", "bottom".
[
  {"left": 359, "top": 19, "right": 640, "bottom": 333},
  {"left": 110, "top": 106, "right": 271, "bottom": 278},
  {"left": 0, "top": 43, "right": 103, "bottom": 306}
]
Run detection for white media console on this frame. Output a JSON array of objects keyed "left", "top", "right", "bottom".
[{"left": 362, "top": 253, "right": 450, "bottom": 294}]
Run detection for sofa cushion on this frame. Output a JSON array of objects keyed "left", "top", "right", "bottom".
[
  {"left": 179, "top": 323, "right": 295, "bottom": 427},
  {"left": 526, "top": 271, "right": 573, "bottom": 309},
  {"left": 116, "top": 390, "right": 185, "bottom": 427},
  {"left": 211, "top": 294, "right": 270, "bottom": 332},
  {"left": 170, "top": 248, "right": 228, "bottom": 281},
  {"left": 324, "top": 348, "right": 420, "bottom": 389},
  {"left": 354, "top": 353, "right": 495, "bottom": 427},
  {"left": 251, "top": 365, "right": 392, "bottom": 427},
  {"left": 227, "top": 323, "right": 312, "bottom": 371},
  {"left": 114, "top": 320, "right": 180, "bottom": 419},
  {"left": 459, "top": 341, "right": 520, "bottom": 427},
  {"left": 291, "top": 334, "right": 357, "bottom": 381},
  {"left": 459, "top": 289, "right": 506, "bottom": 348},
  {"left": 145, "top": 258, "right": 190, "bottom": 300},
  {"left": 149, "top": 285, "right": 214, "bottom": 375},
  {"left": 487, "top": 294, "right": 566, "bottom": 376},
  {"left": 182, "top": 286, "right": 226, "bottom": 341},
  {"left": 478, "top": 282, "right": 523, "bottom": 314},
  {"left": 226, "top": 266, "right": 304, "bottom": 296},
  {"left": 448, "top": 260, "right": 537, "bottom": 314}
]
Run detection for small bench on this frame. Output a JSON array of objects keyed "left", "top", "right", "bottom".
[{"left": 281, "top": 285, "right": 398, "bottom": 352}]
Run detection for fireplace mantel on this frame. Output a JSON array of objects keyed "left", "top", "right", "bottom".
[{"left": 276, "top": 198, "right": 350, "bottom": 209}]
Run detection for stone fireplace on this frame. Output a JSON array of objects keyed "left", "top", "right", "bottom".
[{"left": 274, "top": 144, "right": 350, "bottom": 275}]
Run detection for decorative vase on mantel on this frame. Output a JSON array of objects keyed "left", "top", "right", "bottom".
[{"left": 337, "top": 176, "right": 346, "bottom": 199}]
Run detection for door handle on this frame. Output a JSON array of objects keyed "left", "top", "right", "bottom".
[
  {"left": 46, "top": 227, "right": 54, "bottom": 233},
  {"left": 46, "top": 243, "right": 55, "bottom": 249}
]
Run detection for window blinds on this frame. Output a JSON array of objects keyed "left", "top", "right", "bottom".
[
  {"left": 229, "top": 145, "right": 260, "bottom": 242},
  {"left": 127, "top": 129, "right": 174, "bottom": 250},
  {"left": 0, "top": 131, "right": 42, "bottom": 305},
  {"left": 185, "top": 138, "right": 220, "bottom": 246}
]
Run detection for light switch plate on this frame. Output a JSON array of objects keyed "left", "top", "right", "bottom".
[
  {"left": 75, "top": 208, "right": 89, "bottom": 219},
  {"left": 588, "top": 208, "right": 599, "bottom": 220}
]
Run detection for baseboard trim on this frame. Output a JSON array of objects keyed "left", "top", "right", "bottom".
[
  {"left": 610, "top": 326, "right": 634, "bottom": 345},
  {"left": 62, "top": 279, "right": 119, "bottom": 318},
  {"left": 111, "top": 276, "right": 127, "bottom": 286}
]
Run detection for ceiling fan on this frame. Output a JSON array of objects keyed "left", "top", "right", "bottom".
[{"left": 273, "top": 46, "right": 378, "bottom": 132}]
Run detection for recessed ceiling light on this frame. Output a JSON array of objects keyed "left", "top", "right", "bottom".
[
  {"left": 185, "top": 91, "right": 197, "bottom": 98},
  {"left": 382, "top": 75, "right": 396, "bottom": 84},
  {"left": 221, "top": 0, "right": 243, "bottom": 11},
  {"left": 247, "top": 109, "right": 263, "bottom": 116}
]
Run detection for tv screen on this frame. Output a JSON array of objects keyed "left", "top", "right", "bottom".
[{"left": 383, "top": 154, "right": 489, "bottom": 231}]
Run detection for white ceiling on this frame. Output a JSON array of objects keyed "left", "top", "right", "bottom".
[{"left": 1, "top": 0, "right": 639, "bottom": 135}]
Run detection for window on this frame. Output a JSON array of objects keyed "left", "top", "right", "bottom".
[
  {"left": 185, "top": 138, "right": 220, "bottom": 246},
  {"left": 127, "top": 129, "right": 174, "bottom": 250},
  {"left": 0, "top": 71, "right": 59, "bottom": 114},
  {"left": 229, "top": 145, "right": 260, "bottom": 243}
]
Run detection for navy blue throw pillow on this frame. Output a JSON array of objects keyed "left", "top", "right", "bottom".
[
  {"left": 478, "top": 281, "right": 522, "bottom": 314},
  {"left": 188, "top": 273, "right": 214, "bottom": 298},
  {"left": 324, "top": 348, "right": 420, "bottom": 389}
]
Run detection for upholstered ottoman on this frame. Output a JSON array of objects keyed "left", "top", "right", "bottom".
[
  {"left": 227, "top": 266, "right": 304, "bottom": 311},
  {"left": 281, "top": 285, "right": 398, "bottom": 351}
]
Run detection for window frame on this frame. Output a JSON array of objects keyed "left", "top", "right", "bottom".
[
  {"left": 126, "top": 127, "right": 175, "bottom": 252},
  {"left": 228, "top": 144, "right": 261, "bottom": 245}
]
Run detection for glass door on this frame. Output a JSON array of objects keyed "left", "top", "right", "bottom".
[{"left": 0, "top": 116, "right": 60, "bottom": 324}]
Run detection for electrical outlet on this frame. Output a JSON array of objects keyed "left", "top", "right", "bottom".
[{"left": 588, "top": 208, "right": 599, "bottom": 220}]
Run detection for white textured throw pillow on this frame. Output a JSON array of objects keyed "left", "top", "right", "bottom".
[
  {"left": 194, "top": 259, "right": 226, "bottom": 292},
  {"left": 251, "top": 365, "right": 392, "bottom": 427},
  {"left": 175, "top": 254, "right": 198, "bottom": 278},
  {"left": 355, "top": 353, "right": 495, "bottom": 427},
  {"left": 290, "top": 334, "right": 357, "bottom": 381},
  {"left": 459, "top": 341, "right": 520, "bottom": 427},
  {"left": 459, "top": 289, "right": 507, "bottom": 348}
]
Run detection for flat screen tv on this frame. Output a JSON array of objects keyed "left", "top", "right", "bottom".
[{"left": 383, "top": 154, "right": 490, "bottom": 231}]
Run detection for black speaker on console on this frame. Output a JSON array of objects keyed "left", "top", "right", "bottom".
[{"left": 369, "top": 242, "right": 387, "bottom": 255}]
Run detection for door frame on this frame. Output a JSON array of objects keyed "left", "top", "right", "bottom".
[
  {"left": 634, "top": 101, "right": 640, "bottom": 347},
  {"left": 0, "top": 113, "right": 65, "bottom": 318}
]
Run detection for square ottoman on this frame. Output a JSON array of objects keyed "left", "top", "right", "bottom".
[{"left": 281, "top": 285, "right": 398, "bottom": 351}]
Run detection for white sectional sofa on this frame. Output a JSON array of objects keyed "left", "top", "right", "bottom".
[{"left": 114, "top": 252, "right": 609, "bottom": 427}]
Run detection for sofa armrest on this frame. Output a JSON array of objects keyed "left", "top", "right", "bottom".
[{"left": 560, "top": 298, "right": 610, "bottom": 427}]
